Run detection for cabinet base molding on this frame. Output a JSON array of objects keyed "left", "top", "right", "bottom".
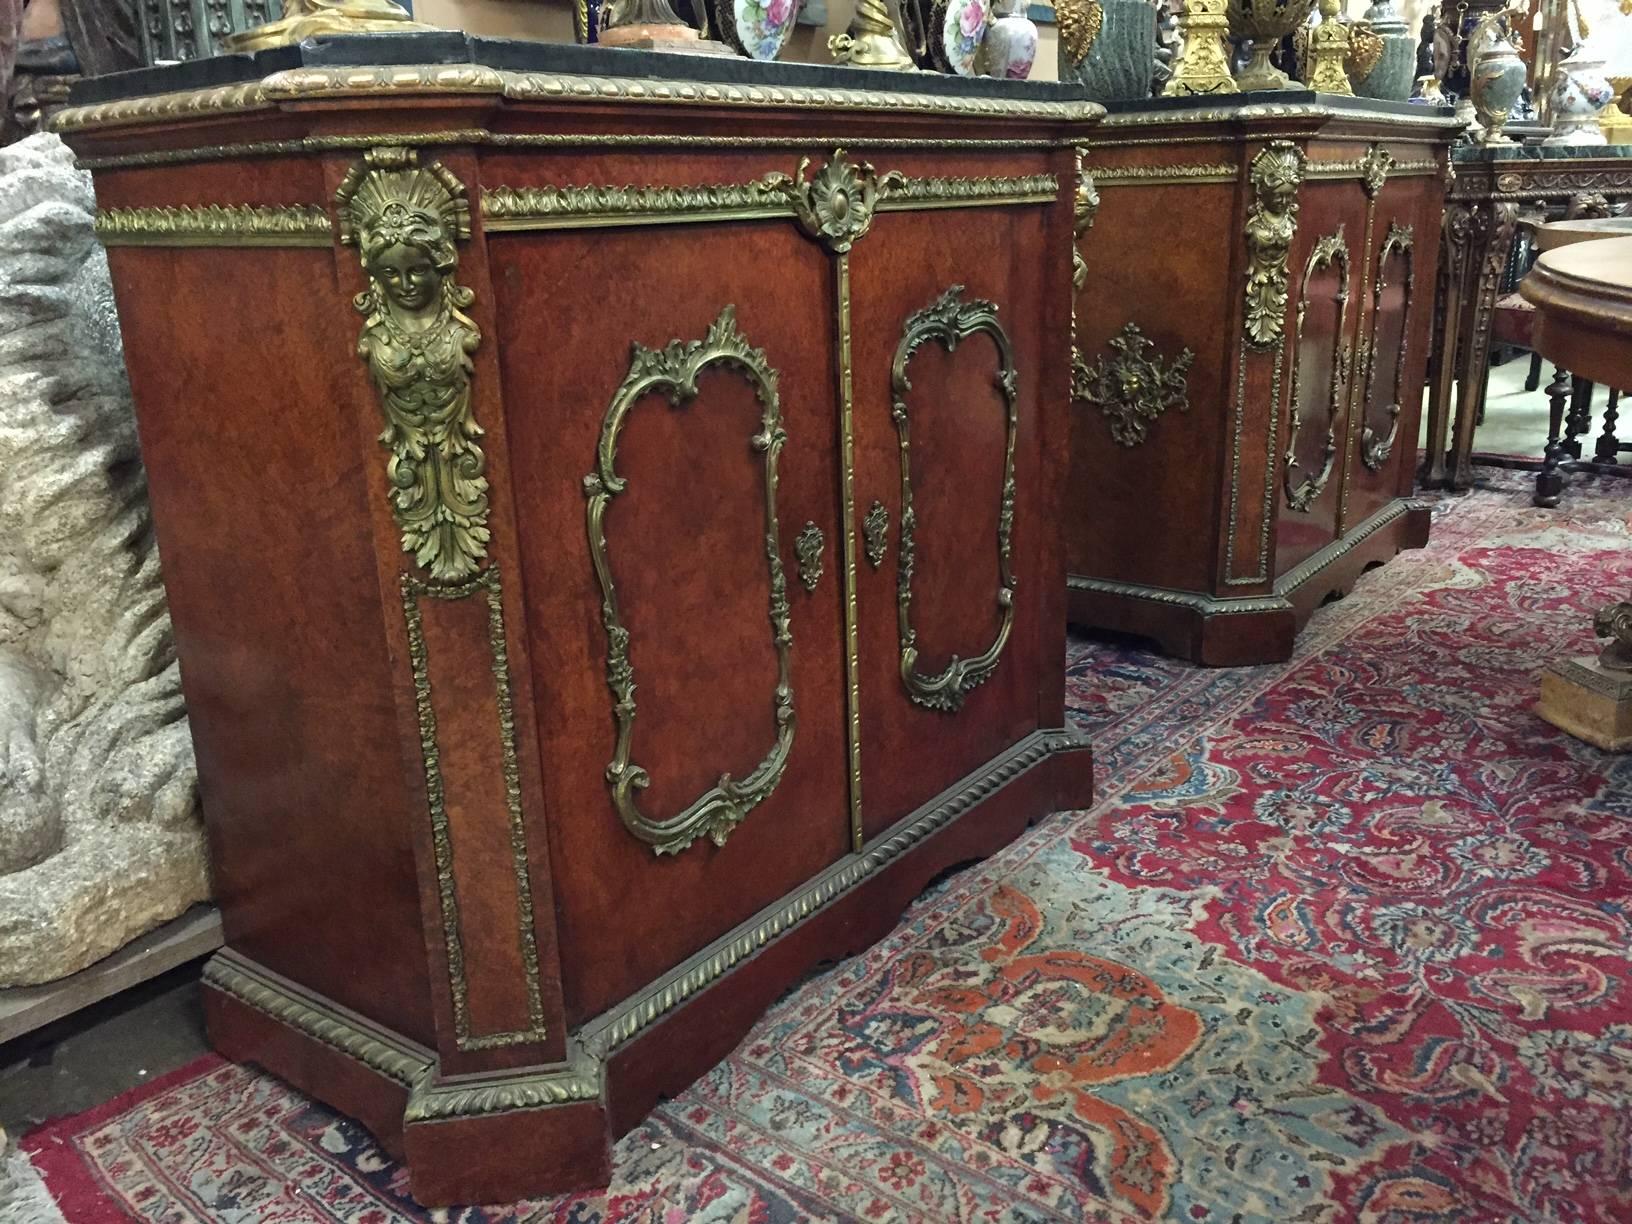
[
  {"left": 1067, "top": 498, "right": 1431, "bottom": 666},
  {"left": 203, "top": 729, "right": 1093, "bottom": 1206}
]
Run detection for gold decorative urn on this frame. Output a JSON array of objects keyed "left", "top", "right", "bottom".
[{"left": 1226, "top": 0, "right": 1316, "bottom": 89}]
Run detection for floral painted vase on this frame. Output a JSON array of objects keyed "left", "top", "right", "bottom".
[
  {"left": 1545, "top": 45, "right": 1615, "bottom": 146},
  {"left": 982, "top": 0, "right": 1038, "bottom": 78},
  {"left": 713, "top": 0, "right": 798, "bottom": 58},
  {"left": 930, "top": 0, "right": 992, "bottom": 74}
]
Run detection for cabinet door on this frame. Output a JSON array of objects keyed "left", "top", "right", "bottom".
[
  {"left": 492, "top": 220, "right": 851, "bottom": 1025},
  {"left": 846, "top": 205, "right": 1052, "bottom": 841},
  {"left": 1276, "top": 216, "right": 1357, "bottom": 577},
  {"left": 1339, "top": 180, "right": 1436, "bottom": 533}
]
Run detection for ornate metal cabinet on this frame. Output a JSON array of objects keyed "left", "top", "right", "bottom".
[
  {"left": 1068, "top": 96, "right": 1458, "bottom": 666},
  {"left": 57, "top": 37, "right": 1096, "bottom": 1206},
  {"left": 1423, "top": 144, "right": 1632, "bottom": 491}
]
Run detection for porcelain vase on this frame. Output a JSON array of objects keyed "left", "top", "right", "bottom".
[
  {"left": 1061, "top": 0, "right": 1157, "bottom": 101},
  {"left": 982, "top": 0, "right": 1038, "bottom": 78},
  {"left": 1545, "top": 46, "right": 1614, "bottom": 146}
]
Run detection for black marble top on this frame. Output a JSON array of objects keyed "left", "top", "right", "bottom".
[
  {"left": 1102, "top": 89, "right": 1456, "bottom": 122},
  {"left": 67, "top": 30, "right": 1094, "bottom": 107},
  {"left": 1453, "top": 140, "right": 1632, "bottom": 163}
]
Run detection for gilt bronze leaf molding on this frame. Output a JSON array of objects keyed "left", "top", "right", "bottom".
[
  {"left": 337, "top": 147, "right": 489, "bottom": 585},
  {"left": 1361, "top": 221, "right": 1414, "bottom": 471},
  {"left": 1285, "top": 227, "right": 1350, "bottom": 513},
  {"left": 95, "top": 203, "right": 333, "bottom": 246},
  {"left": 1075, "top": 322, "right": 1196, "bottom": 448},
  {"left": 584, "top": 306, "right": 796, "bottom": 855},
  {"left": 1243, "top": 140, "right": 1306, "bottom": 350},
  {"left": 892, "top": 286, "right": 1018, "bottom": 714},
  {"left": 863, "top": 500, "right": 890, "bottom": 569},
  {"left": 759, "top": 148, "right": 905, "bottom": 253}
]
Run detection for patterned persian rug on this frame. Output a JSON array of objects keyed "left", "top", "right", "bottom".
[{"left": 20, "top": 470, "right": 1632, "bottom": 1223}]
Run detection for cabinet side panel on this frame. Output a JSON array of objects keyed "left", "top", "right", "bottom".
[
  {"left": 1071, "top": 179, "right": 1234, "bottom": 593},
  {"left": 107, "top": 245, "right": 434, "bottom": 1046}
]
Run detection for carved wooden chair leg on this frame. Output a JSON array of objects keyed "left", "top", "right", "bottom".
[
  {"left": 1525, "top": 350, "right": 1543, "bottom": 392},
  {"left": 1536, "top": 365, "right": 1571, "bottom": 508},
  {"left": 1564, "top": 376, "right": 1593, "bottom": 460},
  {"left": 1596, "top": 388, "right": 1621, "bottom": 464}
]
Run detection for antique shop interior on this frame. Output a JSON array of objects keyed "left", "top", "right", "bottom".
[{"left": 5, "top": 0, "right": 1632, "bottom": 1219}]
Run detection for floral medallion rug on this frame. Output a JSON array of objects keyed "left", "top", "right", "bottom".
[{"left": 20, "top": 470, "right": 1632, "bottom": 1223}]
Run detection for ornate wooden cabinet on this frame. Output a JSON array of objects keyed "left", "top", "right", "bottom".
[
  {"left": 1067, "top": 97, "right": 1458, "bottom": 666},
  {"left": 57, "top": 37, "right": 1097, "bottom": 1205}
]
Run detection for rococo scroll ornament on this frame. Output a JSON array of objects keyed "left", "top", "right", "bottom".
[
  {"left": 1243, "top": 140, "right": 1306, "bottom": 350},
  {"left": 1075, "top": 322, "right": 1196, "bottom": 448},
  {"left": 1361, "top": 221, "right": 1414, "bottom": 471},
  {"left": 338, "top": 147, "right": 489, "bottom": 585},
  {"left": 759, "top": 149, "right": 905, "bottom": 253},
  {"left": 1285, "top": 228, "right": 1350, "bottom": 513},
  {"left": 585, "top": 307, "right": 796, "bottom": 855},
  {"left": 893, "top": 287, "right": 1019, "bottom": 713}
]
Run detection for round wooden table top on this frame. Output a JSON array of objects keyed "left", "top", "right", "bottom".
[
  {"left": 1533, "top": 216, "right": 1632, "bottom": 252},
  {"left": 1520, "top": 234, "right": 1632, "bottom": 389}
]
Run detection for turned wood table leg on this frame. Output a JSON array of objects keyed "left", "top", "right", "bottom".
[
  {"left": 1536, "top": 365, "right": 1571, "bottom": 507},
  {"left": 1565, "top": 377, "right": 1593, "bottom": 459},
  {"left": 1596, "top": 388, "right": 1621, "bottom": 463}
]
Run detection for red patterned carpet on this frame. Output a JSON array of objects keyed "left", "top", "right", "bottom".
[{"left": 18, "top": 470, "right": 1632, "bottom": 1223}]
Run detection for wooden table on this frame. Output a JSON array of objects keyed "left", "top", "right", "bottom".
[
  {"left": 1524, "top": 221, "right": 1632, "bottom": 503},
  {"left": 1522, "top": 236, "right": 1632, "bottom": 750},
  {"left": 1422, "top": 145, "right": 1632, "bottom": 490},
  {"left": 1523, "top": 236, "right": 1632, "bottom": 395}
]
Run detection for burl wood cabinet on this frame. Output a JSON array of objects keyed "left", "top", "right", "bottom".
[
  {"left": 57, "top": 36, "right": 1097, "bottom": 1205},
  {"left": 1068, "top": 97, "right": 1458, "bottom": 666}
]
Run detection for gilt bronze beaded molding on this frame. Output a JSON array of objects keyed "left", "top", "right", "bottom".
[
  {"left": 1360, "top": 221, "right": 1414, "bottom": 471},
  {"left": 585, "top": 307, "right": 797, "bottom": 857},
  {"left": 401, "top": 566, "right": 551, "bottom": 1052},
  {"left": 1075, "top": 322, "right": 1195, "bottom": 448},
  {"left": 95, "top": 203, "right": 333, "bottom": 246},
  {"left": 1285, "top": 228, "right": 1351, "bottom": 513},
  {"left": 892, "top": 287, "right": 1019, "bottom": 714}
]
